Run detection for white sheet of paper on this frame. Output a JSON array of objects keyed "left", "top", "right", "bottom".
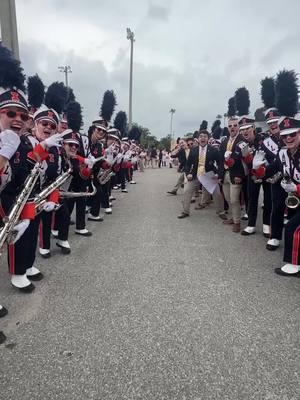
[{"left": 197, "top": 171, "right": 218, "bottom": 194}]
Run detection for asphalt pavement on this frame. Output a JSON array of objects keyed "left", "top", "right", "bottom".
[{"left": 0, "top": 167, "right": 299, "bottom": 400}]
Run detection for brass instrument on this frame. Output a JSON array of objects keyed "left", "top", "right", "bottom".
[
  {"left": 97, "top": 153, "right": 119, "bottom": 185},
  {"left": 34, "top": 168, "right": 73, "bottom": 212},
  {"left": 282, "top": 153, "right": 299, "bottom": 209},
  {"left": 266, "top": 171, "right": 282, "bottom": 184},
  {"left": 98, "top": 169, "right": 116, "bottom": 185},
  {"left": 0, "top": 162, "right": 41, "bottom": 253},
  {"left": 59, "top": 179, "right": 97, "bottom": 199}
]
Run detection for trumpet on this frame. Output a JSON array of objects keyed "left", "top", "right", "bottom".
[{"left": 0, "top": 162, "right": 41, "bottom": 253}]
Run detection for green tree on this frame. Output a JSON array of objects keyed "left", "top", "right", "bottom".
[
  {"left": 159, "top": 134, "right": 172, "bottom": 151},
  {"left": 131, "top": 123, "right": 159, "bottom": 148}
]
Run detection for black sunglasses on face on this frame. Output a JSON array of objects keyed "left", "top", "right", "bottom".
[
  {"left": 282, "top": 132, "right": 297, "bottom": 139},
  {"left": 229, "top": 124, "right": 238, "bottom": 128},
  {"left": 1, "top": 109, "right": 29, "bottom": 122},
  {"left": 40, "top": 120, "right": 57, "bottom": 130}
]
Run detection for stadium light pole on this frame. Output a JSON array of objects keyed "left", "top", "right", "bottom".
[
  {"left": 0, "top": 0, "right": 19, "bottom": 59},
  {"left": 127, "top": 28, "right": 135, "bottom": 130},
  {"left": 58, "top": 65, "right": 72, "bottom": 87},
  {"left": 170, "top": 108, "right": 176, "bottom": 139}
]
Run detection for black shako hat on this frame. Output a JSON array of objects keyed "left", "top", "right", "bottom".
[{"left": 278, "top": 116, "right": 300, "bottom": 136}]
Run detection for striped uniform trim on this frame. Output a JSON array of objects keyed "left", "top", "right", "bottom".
[
  {"left": 8, "top": 243, "right": 15, "bottom": 275},
  {"left": 0, "top": 203, "right": 6, "bottom": 219},
  {"left": 292, "top": 226, "right": 300, "bottom": 265},
  {"left": 39, "top": 220, "right": 44, "bottom": 249}
]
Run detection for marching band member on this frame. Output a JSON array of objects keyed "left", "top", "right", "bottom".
[
  {"left": 238, "top": 116, "right": 272, "bottom": 237},
  {"left": 0, "top": 45, "right": 63, "bottom": 291},
  {"left": 275, "top": 118, "right": 300, "bottom": 276},
  {"left": 65, "top": 102, "right": 93, "bottom": 237},
  {"left": 119, "top": 139, "right": 131, "bottom": 193},
  {"left": 253, "top": 116, "right": 300, "bottom": 276},
  {"left": 106, "top": 127, "right": 122, "bottom": 201},
  {"left": 54, "top": 130, "right": 92, "bottom": 254},
  {"left": 87, "top": 122, "right": 108, "bottom": 220}
]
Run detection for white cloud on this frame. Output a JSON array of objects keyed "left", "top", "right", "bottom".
[{"left": 14, "top": 0, "right": 300, "bottom": 138}]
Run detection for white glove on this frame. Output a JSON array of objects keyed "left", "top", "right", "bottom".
[
  {"left": 224, "top": 150, "right": 232, "bottom": 160},
  {"left": 11, "top": 219, "right": 30, "bottom": 244},
  {"left": 0, "top": 130, "right": 20, "bottom": 160},
  {"left": 281, "top": 180, "right": 297, "bottom": 193},
  {"left": 43, "top": 129, "right": 73, "bottom": 148},
  {"left": 252, "top": 150, "right": 266, "bottom": 169},
  {"left": 83, "top": 158, "right": 94, "bottom": 169},
  {"left": 239, "top": 142, "right": 251, "bottom": 157},
  {"left": 123, "top": 154, "right": 130, "bottom": 162},
  {"left": 116, "top": 153, "right": 123, "bottom": 164},
  {"left": 43, "top": 201, "right": 56, "bottom": 212},
  {"left": 87, "top": 155, "right": 97, "bottom": 166}
]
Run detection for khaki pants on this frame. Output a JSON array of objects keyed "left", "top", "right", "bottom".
[
  {"left": 201, "top": 186, "right": 224, "bottom": 213},
  {"left": 173, "top": 172, "right": 184, "bottom": 191},
  {"left": 138, "top": 159, "right": 144, "bottom": 172},
  {"left": 222, "top": 171, "right": 242, "bottom": 223},
  {"left": 183, "top": 179, "right": 200, "bottom": 214}
]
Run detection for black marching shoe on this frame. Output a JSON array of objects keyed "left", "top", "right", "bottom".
[
  {"left": 0, "top": 306, "right": 8, "bottom": 318},
  {"left": 11, "top": 275, "right": 36, "bottom": 293},
  {"left": 274, "top": 267, "right": 300, "bottom": 277},
  {"left": 266, "top": 239, "right": 280, "bottom": 251},
  {"left": 75, "top": 229, "right": 92, "bottom": 237},
  {"left": 56, "top": 240, "right": 71, "bottom": 255},
  {"left": 167, "top": 190, "right": 177, "bottom": 195},
  {"left": 177, "top": 212, "right": 189, "bottom": 219},
  {"left": 28, "top": 272, "right": 44, "bottom": 281},
  {"left": 18, "top": 283, "right": 35, "bottom": 293},
  {"left": 0, "top": 331, "right": 6, "bottom": 344}
]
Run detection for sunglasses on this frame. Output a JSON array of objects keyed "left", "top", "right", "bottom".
[
  {"left": 1, "top": 109, "right": 29, "bottom": 122},
  {"left": 228, "top": 124, "right": 238, "bottom": 128},
  {"left": 282, "top": 131, "right": 297, "bottom": 139},
  {"left": 39, "top": 120, "right": 57, "bottom": 130}
]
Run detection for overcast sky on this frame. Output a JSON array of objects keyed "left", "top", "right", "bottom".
[{"left": 15, "top": 0, "right": 300, "bottom": 138}]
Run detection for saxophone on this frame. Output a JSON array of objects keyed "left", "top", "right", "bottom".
[
  {"left": 34, "top": 168, "right": 73, "bottom": 212},
  {"left": 281, "top": 153, "right": 299, "bottom": 209},
  {"left": 0, "top": 162, "right": 41, "bottom": 252},
  {"left": 98, "top": 151, "right": 119, "bottom": 185},
  {"left": 266, "top": 171, "right": 282, "bottom": 184},
  {"left": 59, "top": 179, "right": 97, "bottom": 198}
]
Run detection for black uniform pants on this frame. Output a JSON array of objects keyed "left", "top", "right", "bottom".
[
  {"left": 90, "top": 179, "right": 101, "bottom": 217},
  {"left": 39, "top": 210, "right": 53, "bottom": 250},
  {"left": 7, "top": 215, "right": 40, "bottom": 276},
  {"left": 67, "top": 178, "right": 88, "bottom": 230},
  {"left": 125, "top": 167, "right": 131, "bottom": 182},
  {"left": 118, "top": 168, "right": 126, "bottom": 189},
  {"left": 241, "top": 178, "right": 248, "bottom": 212},
  {"left": 284, "top": 209, "right": 300, "bottom": 265},
  {"left": 270, "top": 183, "right": 287, "bottom": 240},
  {"left": 100, "top": 182, "right": 110, "bottom": 209},
  {"left": 247, "top": 178, "right": 272, "bottom": 227},
  {"left": 56, "top": 200, "right": 70, "bottom": 241},
  {"left": 1, "top": 195, "right": 40, "bottom": 275}
]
